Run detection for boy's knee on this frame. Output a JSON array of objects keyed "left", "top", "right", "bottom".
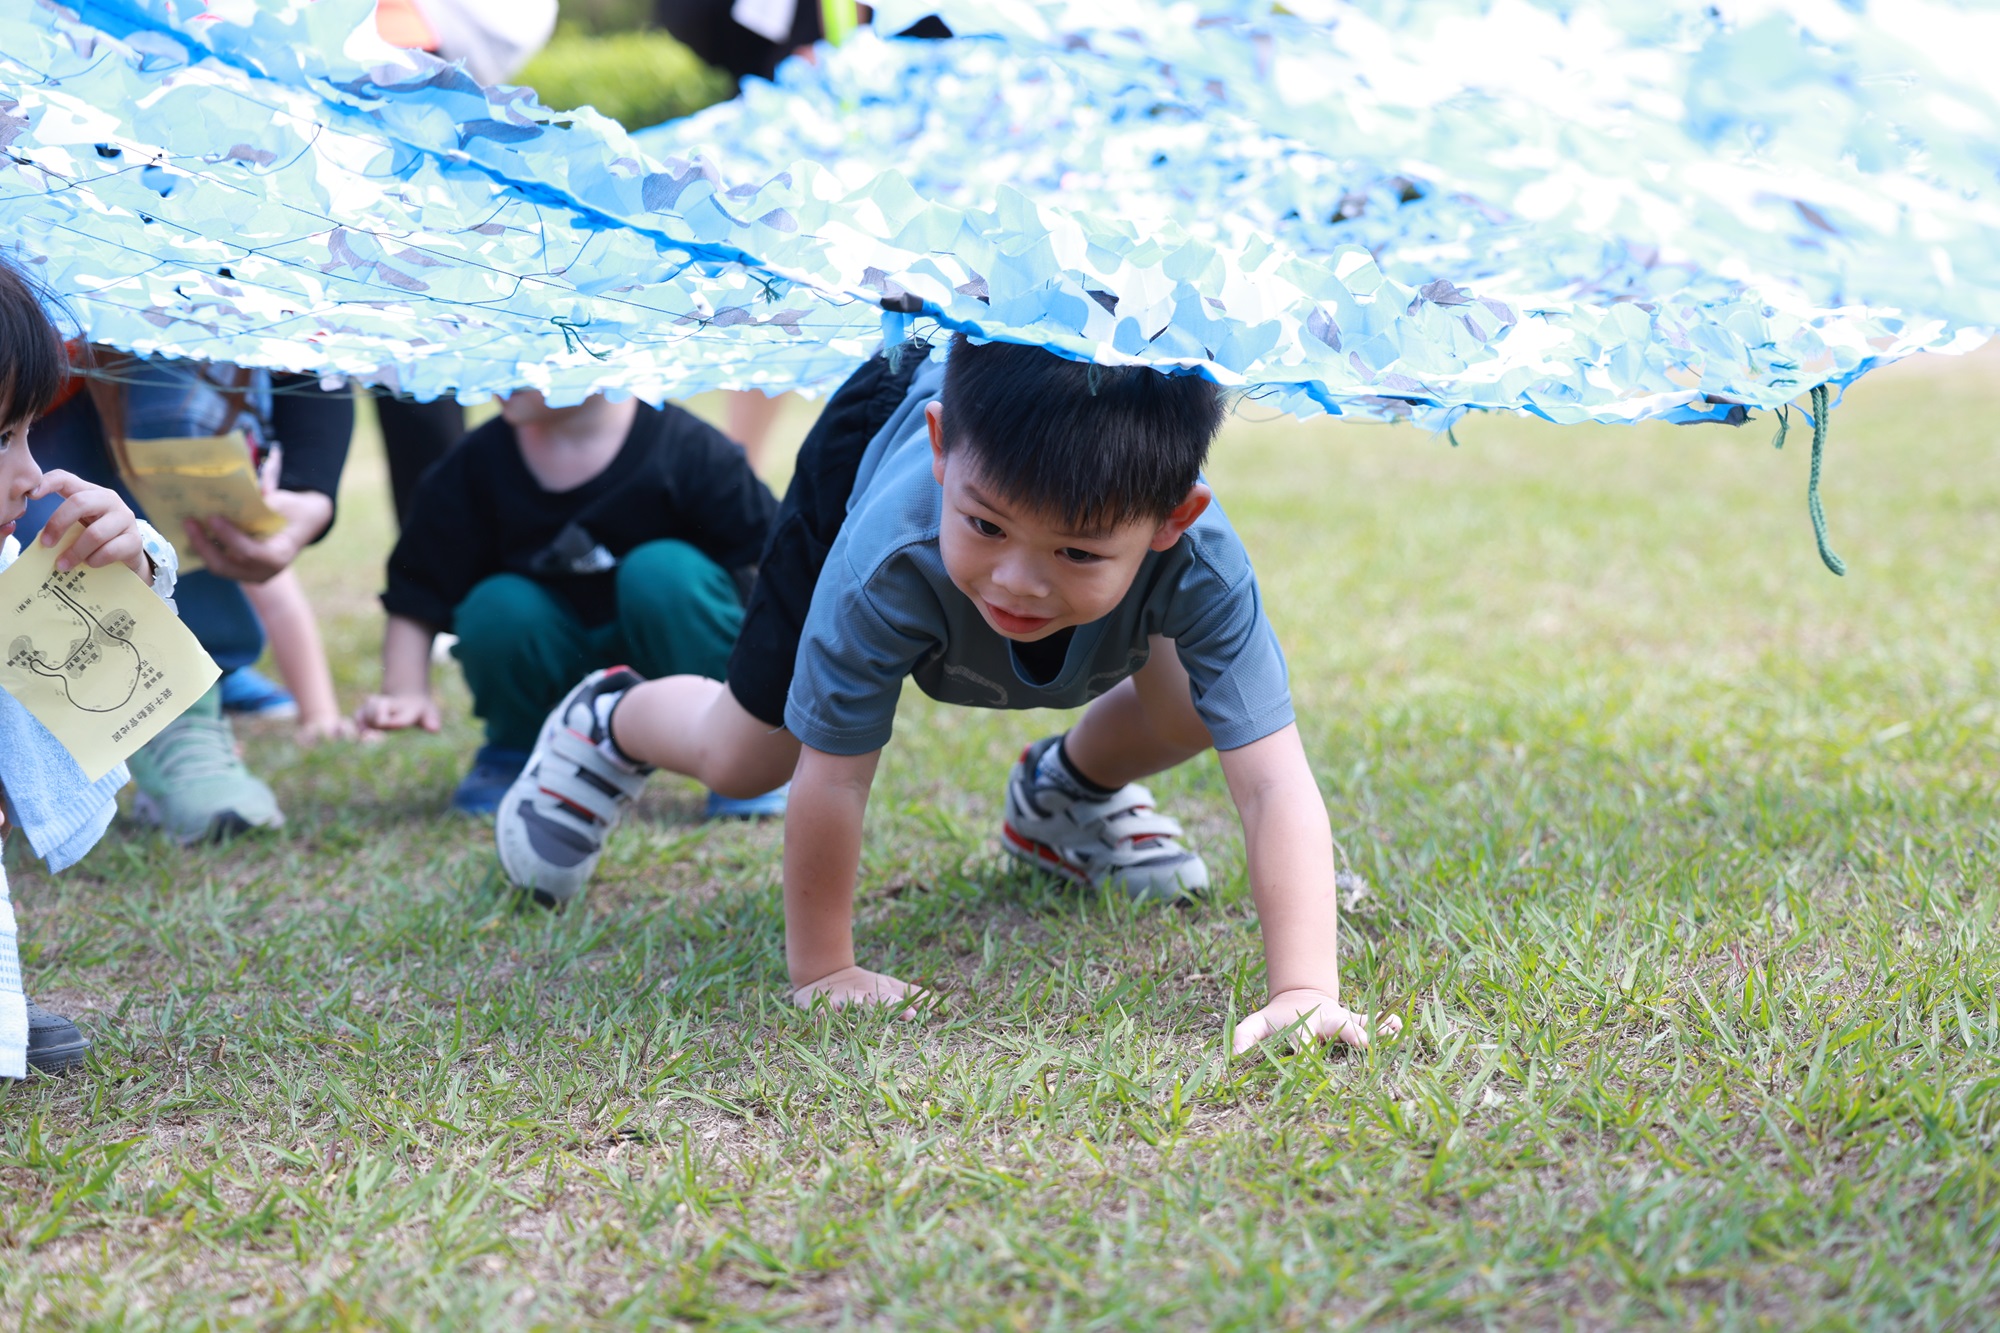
[
  {"left": 453, "top": 574, "right": 562, "bottom": 657},
  {"left": 618, "top": 540, "right": 732, "bottom": 599},
  {"left": 703, "top": 743, "right": 798, "bottom": 799}
]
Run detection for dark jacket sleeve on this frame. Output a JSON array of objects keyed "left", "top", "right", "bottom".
[
  {"left": 269, "top": 376, "right": 355, "bottom": 543},
  {"left": 655, "top": 406, "right": 779, "bottom": 574},
  {"left": 380, "top": 427, "right": 496, "bottom": 629}
]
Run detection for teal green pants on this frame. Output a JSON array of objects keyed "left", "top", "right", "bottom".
[{"left": 452, "top": 540, "right": 742, "bottom": 752}]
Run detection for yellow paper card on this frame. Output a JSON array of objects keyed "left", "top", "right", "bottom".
[
  {"left": 0, "top": 527, "right": 220, "bottom": 781},
  {"left": 117, "top": 432, "right": 286, "bottom": 570}
]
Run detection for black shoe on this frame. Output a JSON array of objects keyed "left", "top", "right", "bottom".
[{"left": 25, "top": 996, "right": 89, "bottom": 1075}]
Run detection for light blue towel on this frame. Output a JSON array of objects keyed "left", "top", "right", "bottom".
[
  {"left": 0, "top": 691, "right": 127, "bottom": 874},
  {"left": 0, "top": 694, "right": 123, "bottom": 1079}
]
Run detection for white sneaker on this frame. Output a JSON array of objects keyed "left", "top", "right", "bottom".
[
  {"left": 495, "top": 667, "right": 652, "bottom": 907},
  {"left": 1002, "top": 736, "right": 1210, "bottom": 903}
]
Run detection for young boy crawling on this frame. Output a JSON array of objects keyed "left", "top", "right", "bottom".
[{"left": 498, "top": 336, "right": 1397, "bottom": 1053}]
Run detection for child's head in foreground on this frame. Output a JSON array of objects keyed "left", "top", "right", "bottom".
[
  {"left": 0, "top": 256, "right": 66, "bottom": 542},
  {"left": 924, "top": 333, "right": 1225, "bottom": 642}
]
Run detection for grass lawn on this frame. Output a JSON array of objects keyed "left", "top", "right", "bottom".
[{"left": 4, "top": 352, "right": 1999, "bottom": 1329}]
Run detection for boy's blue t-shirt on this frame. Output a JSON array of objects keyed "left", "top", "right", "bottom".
[{"left": 783, "top": 356, "right": 1295, "bottom": 756}]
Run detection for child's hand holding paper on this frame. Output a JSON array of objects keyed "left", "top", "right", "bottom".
[
  {"left": 29, "top": 469, "right": 157, "bottom": 578},
  {"left": 113, "top": 431, "right": 287, "bottom": 573}
]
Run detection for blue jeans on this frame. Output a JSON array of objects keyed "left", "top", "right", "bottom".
[{"left": 23, "top": 369, "right": 268, "bottom": 670}]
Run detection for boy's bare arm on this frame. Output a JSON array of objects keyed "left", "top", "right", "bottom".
[
  {"left": 356, "top": 613, "right": 440, "bottom": 733},
  {"left": 1218, "top": 723, "right": 1401, "bottom": 1053},
  {"left": 785, "top": 745, "right": 925, "bottom": 1011}
]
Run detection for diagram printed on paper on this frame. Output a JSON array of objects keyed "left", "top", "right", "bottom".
[
  {"left": 0, "top": 539, "right": 217, "bottom": 780},
  {"left": 7, "top": 564, "right": 167, "bottom": 724}
]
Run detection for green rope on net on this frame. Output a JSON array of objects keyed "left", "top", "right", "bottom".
[{"left": 1806, "top": 383, "right": 1846, "bottom": 576}]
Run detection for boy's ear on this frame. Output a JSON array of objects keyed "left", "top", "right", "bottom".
[
  {"left": 926, "top": 401, "right": 947, "bottom": 485},
  {"left": 1149, "top": 483, "right": 1211, "bottom": 551}
]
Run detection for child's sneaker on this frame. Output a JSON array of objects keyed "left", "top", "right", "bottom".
[
  {"left": 128, "top": 685, "right": 285, "bottom": 844},
  {"left": 495, "top": 668, "right": 652, "bottom": 906},
  {"left": 451, "top": 745, "right": 531, "bottom": 816},
  {"left": 704, "top": 783, "right": 790, "bottom": 819},
  {"left": 1002, "top": 736, "right": 1210, "bottom": 903},
  {"left": 218, "top": 665, "right": 299, "bottom": 720}
]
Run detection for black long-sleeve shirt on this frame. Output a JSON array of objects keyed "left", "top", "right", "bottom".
[
  {"left": 382, "top": 403, "right": 777, "bottom": 629},
  {"left": 268, "top": 375, "right": 353, "bottom": 515}
]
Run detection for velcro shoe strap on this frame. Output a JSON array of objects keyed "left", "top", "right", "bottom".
[
  {"left": 548, "top": 729, "right": 649, "bottom": 794},
  {"left": 540, "top": 734, "right": 647, "bottom": 822},
  {"left": 1070, "top": 782, "right": 1154, "bottom": 821},
  {"left": 1099, "top": 807, "right": 1186, "bottom": 846},
  {"left": 536, "top": 770, "right": 625, "bottom": 826}
]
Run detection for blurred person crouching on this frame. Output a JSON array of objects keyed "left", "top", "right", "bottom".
[{"left": 21, "top": 356, "right": 353, "bottom": 843}]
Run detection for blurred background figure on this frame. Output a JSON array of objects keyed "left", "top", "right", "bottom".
[
  {"left": 357, "top": 388, "right": 778, "bottom": 817},
  {"left": 650, "top": 0, "right": 837, "bottom": 85},
  {"left": 375, "top": 0, "right": 559, "bottom": 85},
  {"left": 23, "top": 357, "right": 353, "bottom": 843}
]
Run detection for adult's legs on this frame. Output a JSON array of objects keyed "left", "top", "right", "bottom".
[
  {"left": 375, "top": 392, "right": 463, "bottom": 529},
  {"left": 452, "top": 575, "right": 593, "bottom": 752}
]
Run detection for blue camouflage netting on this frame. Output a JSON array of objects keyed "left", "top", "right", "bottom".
[{"left": 0, "top": 0, "right": 1993, "bottom": 425}]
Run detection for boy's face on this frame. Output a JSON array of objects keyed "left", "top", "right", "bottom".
[
  {"left": 0, "top": 416, "right": 41, "bottom": 542},
  {"left": 926, "top": 402, "right": 1210, "bottom": 641},
  {"left": 499, "top": 389, "right": 563, "bottom": 426}
]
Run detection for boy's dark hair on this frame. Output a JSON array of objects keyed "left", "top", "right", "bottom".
[
  {"left": 0, "top": 255, "right": 67, "bottom": 427},
  {"left": 937, "top": 333, "right": 1223, "bottom": 534}
]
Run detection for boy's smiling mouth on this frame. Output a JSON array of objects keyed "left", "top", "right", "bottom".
[{"left": 982, "top": 600, "right": 1055, "bottom": 637}]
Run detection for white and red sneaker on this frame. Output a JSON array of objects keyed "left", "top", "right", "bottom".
[
  {"left": 495, "top": 667, "right": 652, "bottom": 906},
  {"left": 1002, "top": 736, "right": 1210, "bottom": 903}
]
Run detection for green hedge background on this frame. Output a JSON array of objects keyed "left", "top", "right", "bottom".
[{"left": 520, "top": 1, "right": 737, "bottom": 130}]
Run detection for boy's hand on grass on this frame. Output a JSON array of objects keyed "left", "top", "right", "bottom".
[
  {"left": 355, "top": 693, "right": 440, "bottom": 736},
  {"left": 32, "top": 471, "right": 151, "bottom": 578},
  {"left": 792, "top": 965, "right": 930, "bottom": 1017},
  {"left": 1233, "top": 987, "right": 1402, "bottom": 1055},
  {"left": 297, "top": 713, "right": 360, "bottom": 747}
]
